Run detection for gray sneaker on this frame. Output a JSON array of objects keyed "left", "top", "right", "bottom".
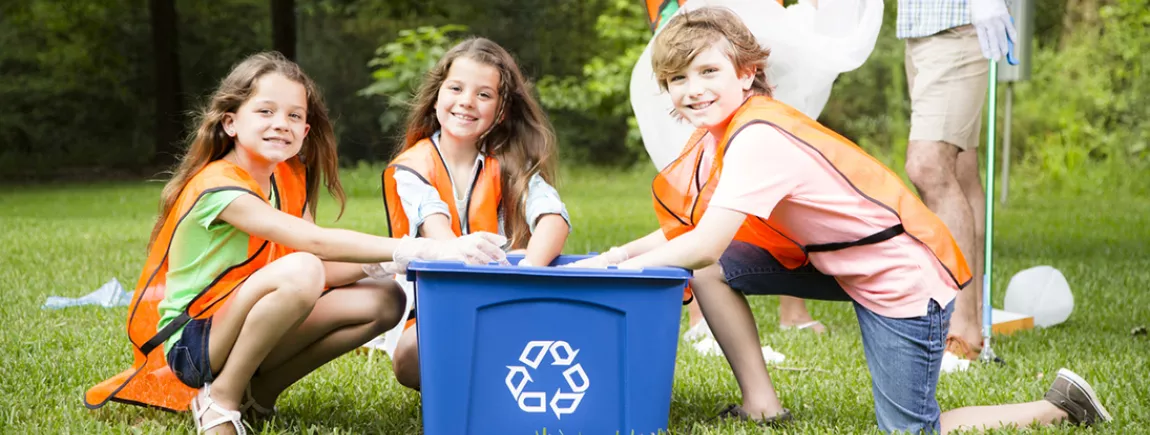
[{"left": 1044, "top": 368, "right": 1113, "bottom": 426}]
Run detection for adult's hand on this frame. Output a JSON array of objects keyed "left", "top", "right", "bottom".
[{"left": 970, "top": 0, "right": 1018, "bottom": 61}]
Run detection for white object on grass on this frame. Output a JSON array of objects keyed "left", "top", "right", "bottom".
[
  {"left": 683, "top": 318, "right": 714, "bottom": 342},
  {"left": 42, "top": 277, "right": 132, "bottom": 310},
  {"left": 940, "top": 351, "right": 972, "bottom": 373},
  {"left": 691, "top": 336, "right": 787, "bottom": 364},
  {"left": 1003, "top": 265, "right": 1074, "bottom": 328}
]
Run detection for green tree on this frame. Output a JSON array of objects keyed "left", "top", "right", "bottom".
[
  {"left": 358, "top": 24, "right": 470, "bottom": 139},
  {"left": 536, "top": 0, "right": 649, "bottom": 165}
]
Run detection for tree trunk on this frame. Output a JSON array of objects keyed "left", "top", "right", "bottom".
[
  {"left": 272, "top": 0, "right": 297, "bottom": 60},
  {"left": 149, "top": 0, "right": 185, "bottom": 166},
  {"left": 1060, "top": 0, "right": 1105, "bottom": 49}
]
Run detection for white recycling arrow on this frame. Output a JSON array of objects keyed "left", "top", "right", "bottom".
[
  {"left": 549, "top": 340, "right": 579, "bottom": 366},
  {"left": 505, "top": 365, "right": 532, "bottom": 398},
  {"left": 519, "top": 391, "right": 547, "bottom": 413},
  {"left": 550, "top": 389, "right": 584, "bottom": 419},
  {"left": 562, "top": 363, "right": 589, "bottom": 393},
  {"left": 519, "top": 340, "right": 553, "bottom": 369}
]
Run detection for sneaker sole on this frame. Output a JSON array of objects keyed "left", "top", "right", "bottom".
[{"left": 1057, "top": 368, "right": 1113, "bottom": 422}]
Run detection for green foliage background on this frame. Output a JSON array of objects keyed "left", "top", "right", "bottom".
[{"left": 1, "top": 0, "right": 1146, "bottom": 194}]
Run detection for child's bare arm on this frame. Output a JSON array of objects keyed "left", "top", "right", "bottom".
[
  {"left": 417, "top": 214, "right": 458, "bottom": 240},
  {"left": 522, "top": 214, "right": 569, "bottom": 266},
  {"left": 220, "top": 194, "right": 402, "bottom": 262}
]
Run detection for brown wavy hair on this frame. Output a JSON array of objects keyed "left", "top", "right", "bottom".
[
  {"left": 650, "top": 6, "right": 773, "bottom": 97},
  {"left": 398, "top": 37, "right": 558, "bottom": 249},
  {"left": 149, "top": 51, "right": 343, "bottom": 245}
]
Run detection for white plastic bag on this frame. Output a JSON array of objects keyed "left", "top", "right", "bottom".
[
  {"left": 42, "top": 277, "right": 132, "bottom": 310},
  {"left": 630, "top": 0, "right": 884, "bottom": 170}
]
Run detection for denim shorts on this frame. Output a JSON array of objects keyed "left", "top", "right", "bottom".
[
  {"left": 166, "top": 317, "right": 216, "bottom": 389},
  {"left": 718, "top": 241, "right": 952, "bottom": 433},
  {"left": 718, "top": 240, "right": 851, "bottom": 301}
]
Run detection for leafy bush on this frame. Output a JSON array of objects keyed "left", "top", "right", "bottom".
[
  {"left": 358, "top": 24, "right": 470, "bottom": 137},
  {"left": 535, "top": 0, "right": 649, "bottom": 165}
]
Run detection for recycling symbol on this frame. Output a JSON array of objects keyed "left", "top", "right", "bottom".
[{"left": 505, "top": 340, "right": 590, "bottom": 419}]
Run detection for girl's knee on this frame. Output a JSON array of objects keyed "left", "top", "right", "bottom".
[
  {"left": 690, "top": 263, "right": 726, "bottom": 291},
  {"left": 282, "top": 252, "right": 325, "bottom": 282},
  {"left": 362, "top": 279, "right": 407, "bottom": 332},
  {"left": 391, "top": 341, "right": 421, "bottom": 390},
  {"left": 271, "top": 252, "right": 326, "bottom": 302}
]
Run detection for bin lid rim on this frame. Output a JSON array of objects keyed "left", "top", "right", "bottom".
[{"left": 405, "top": 259, "right": 693, "bottom": 280}]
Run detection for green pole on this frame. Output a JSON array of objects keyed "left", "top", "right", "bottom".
[{"left": 979, "top": 59, "right": 999, "bottom": 364}]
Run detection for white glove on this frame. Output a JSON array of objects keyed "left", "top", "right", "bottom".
[
  {"left": 970, "top": 0, "right": 1018, "bottom": 61},
  {"left": 563, "top": 247, "right": 630, "bottom": 269},
  {"left": 363, "top": 261, "right": 404, "bottom": 279},
  {"left": 363, "top": 232, "right": 509, "bottom": 276}
]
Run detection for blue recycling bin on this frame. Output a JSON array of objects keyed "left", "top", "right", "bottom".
[{"left": 407, "top": 254, "right": 692, "bottom": 435}]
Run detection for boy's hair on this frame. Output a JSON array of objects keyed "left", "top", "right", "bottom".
[
  {"left": 150, "top": 51, "right": 343, "bottom": 244},
  {"left": 650, "top": 7, "right": 772, "bottom": 97},
  {"left": 399, "top": 37, "right": 558, "bottom": 249}
]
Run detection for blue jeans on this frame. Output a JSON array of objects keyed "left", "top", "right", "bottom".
[
  {"left": 719, "top": 241, "right": 951, "bottom": 434},
  {"left": 166, "top": 317, "right": 216, "bottom": 388}
]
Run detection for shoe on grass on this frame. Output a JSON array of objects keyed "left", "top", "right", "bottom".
[{"left": 1044, "top": 368, "right": 1112, "bottom": 426}]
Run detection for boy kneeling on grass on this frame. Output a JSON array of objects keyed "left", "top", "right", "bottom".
[{"left": 573, "top": 7, "right": 1112, "bottom": 433}]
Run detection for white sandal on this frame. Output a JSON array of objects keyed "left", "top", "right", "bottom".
[
  {"left": 240, "top": 384, "right": 277, "bottom": 419},
  {"left": 191, "top": 382, "right": 246, "bottom": 435},
  {"left": 780, "top": 320, "right": 825, "bottom": 331}
]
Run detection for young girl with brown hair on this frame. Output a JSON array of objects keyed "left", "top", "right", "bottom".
[
  {"left": 86, "top": 51, "right": 505, "bottom": 435},
  {"left": 379, "top": 37, "right": 571, "bottom": 390}
]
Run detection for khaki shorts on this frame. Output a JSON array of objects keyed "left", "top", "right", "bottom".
[{"left": 905, "top": 25, "right": 989, "bottom": 151}]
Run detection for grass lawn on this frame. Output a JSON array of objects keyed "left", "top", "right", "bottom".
[{"left": 1, "top": 164, "right": 1147, "bottom": 434}]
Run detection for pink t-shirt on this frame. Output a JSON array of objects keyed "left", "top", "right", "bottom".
[{"left": 708, "top": 124, "right": 958, "bottom": 318}]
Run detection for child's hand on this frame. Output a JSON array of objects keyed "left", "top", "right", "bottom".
[
  {"left": 562, "top": 247, "right": 628, "bottom": 269},
  {"left": 393, "top": 233, "right": 509, "bottom": 269},
  {"left": 363, "top": 261, "right": 403, "bottom": 279}
]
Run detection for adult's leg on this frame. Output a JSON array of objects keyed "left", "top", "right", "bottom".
[
  {"left": 905, "top": 141, "right": 979, "bottom": 353},
  {"left": 904, "top": 25, "right": 989, "bottom": 356},
  {"left": 952, "top": 149, "right": 986, "bottom": 349}
]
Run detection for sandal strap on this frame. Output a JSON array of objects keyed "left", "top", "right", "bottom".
[
  {"left": 781, "top": 320, "right": 823, "bottom": 330},
  {"left": 193, "top": 384, "right": 247, "bottom": 435},
  {"left": 793, "top": 320, "right": 822, "bottom": 330},
  {"left": 241, "top": 385, "right": 276, "bottom": 417},
  {"left": 198, "top": 412, "right": 246, "bottom": 435}
]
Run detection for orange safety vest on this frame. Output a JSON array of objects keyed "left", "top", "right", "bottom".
[
  {"left": 381, "top": 138, "right": 502, "bottom": 238},
  {"left": 85, "top": 158, "right": 310, "bottom": 412},
  {"left": 652, "top": 96, "right": 972, "bottom": 289}
]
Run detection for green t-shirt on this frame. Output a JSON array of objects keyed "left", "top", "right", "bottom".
[{"left": 157, "top": 189, "right": 256, "bottom": 355}]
